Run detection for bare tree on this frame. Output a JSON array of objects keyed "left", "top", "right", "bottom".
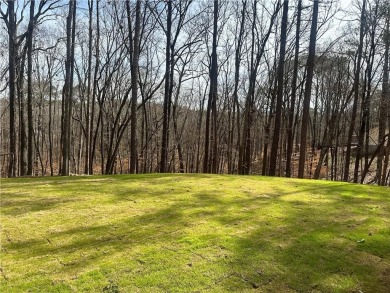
[
  {"left": 126, "top": 0, "right": 142, "bottom": 174},
  {"left": 4, "top": 0, "right": 16, "bottom": 177},
  {"left": 377, "top": 1, "right": 390, "bottom": 185},
  {"left": 343, "top": 0, "right": 366, "bottom": 182},
  {"left": 61, "top": 0, "right": 76, "bottom": 176},
  {"left": 239, "top": 1, "right": 282, "bottom": 175},
  {"left": 298, "top": 0, "right": 319, "bottom": 178},
  {"left": 286, "top": 0, "right": 302, "bottom": 177},
  {"left": 269, "top": 0, "right": 289, "bottom": 176}
]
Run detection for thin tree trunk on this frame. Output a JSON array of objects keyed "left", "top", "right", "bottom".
[
  {"left": 286, "top": 0, "right": 301, "bottom": 178},
  {"left": 262, "top": 75, "right": 277, "bottom": 176},
  {"left": 270, "top": 0, "right": 289, "bottom": 176},
  {"left": 298, "top": 0, "right": 319, "bottom": 178},
  {"left": 239, "top": 0, "right": 257, "bottom": 175},
  {"left": 160, "top": 0, "right": 172, "bottom": 173},
  {"left": 46, "top": 56, "right": 54, "bottom": 176},
  {"left": 241, "top": 1, "right": 281, "bottom": 175},
  {"left": 89, "top": 0, "right": 100, "bottom": 175},
  {"left": 343, "top": 0, "right": 366, "bottom": 182},
  {"left": 7, "top": 0, "right": 16, "bottom": 177},
  {"left": 128, "top": 0, "right": 142, "bottom": 174},
  {"left": 378, "top": 6, "right": 389, "bottom": 185},
  {"left": 61, "top": 0, "right": 76, "bottom": 176},
  {"left": 231, "top": 0, "right": 247, "bottom": 174},
  {"left": 18, "top": 46, "right": 27, "bottom": 176},
  {"left": 210, "top": 0, "right": 219, "bottom": 173},
  {"left": 355, "top": 2, "right": 377, "bottom": 183},
  {"left": 27, "top": 0, "right": 35, "bottom": 175},
  {"left": 84, "top": 0, "right": 93, "bottom": 175}
]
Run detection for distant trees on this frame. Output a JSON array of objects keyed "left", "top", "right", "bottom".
[
  {"left": 0, "top": 0, "right": 389, "bottom": 185},
  {"left": 239, "top": 0, "right": 281, "bottom": 175},
  {"left": 1, "top": 0, "right": 60, "bottom": 177}
]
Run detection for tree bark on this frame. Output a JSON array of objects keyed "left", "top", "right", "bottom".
[
  {"left": 210, "top": 0, "right": 219, "bottom": 173},
  {"left": 269, "top": 0, "right": 289, "bottom": 176},
  {"left": 240, "top": 1, "right": 281, "bottom": 175},
  {"left": 7, "top": 0, "right": 16, "bottom": 177},
  {"left": 84, "top": 0, "right": 93, "bottom": 175},
  {"left": 286, "top": 0, "right": 302, "bottom": 178},
  {"left": 27, "top": 0, "right": 35, "bottom": 175},
  {"left": 230, "top": 0, "right": 247, "bottom": 174},
  {"left": 160, "top": 0, "right": 172, "bottom": 173},
  {"left": 61, "top": 0, "right": 76, "bottom": 176},
  {"left": 128, "top": 0, "right": 142, "bottom": 174},
  {"left": 343, "top": 0, "right": 366, "bottom": 182},
  {"left": 18, "top": 45, "right": 27, "bottom": 176},
  {"left": 378, "top": 4, "right": 389, "bottom": 185},
  {"left": 298, "top": 0, "right": 319, "bottom": 178}
]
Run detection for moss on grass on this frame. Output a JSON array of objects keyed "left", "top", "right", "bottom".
[{"left": 1, "top": 174, "right": 389, "bottom": 292}]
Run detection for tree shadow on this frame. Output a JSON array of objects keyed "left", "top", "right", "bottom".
[
  {"left": 1, "top": 174, "right": 389, "bottom": 292},
  {"left": 1, "top": 196, "right": 76, "bottom": 216}
]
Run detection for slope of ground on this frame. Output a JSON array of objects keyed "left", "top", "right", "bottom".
[{"left": 1, "top": 174, "right": 389, "bottom": 292}]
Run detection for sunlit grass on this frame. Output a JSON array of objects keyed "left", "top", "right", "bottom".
[{"left": 1, "top": 174, "right": 389, "bottom": 292}]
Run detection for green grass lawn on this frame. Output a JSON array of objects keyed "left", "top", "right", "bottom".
[{"left": 0, "top": 174, "right": 389, "bottom": 292}]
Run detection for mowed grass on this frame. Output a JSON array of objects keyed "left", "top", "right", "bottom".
[{"left": 0, "top": 174, "right": 389, "bottom": 293}]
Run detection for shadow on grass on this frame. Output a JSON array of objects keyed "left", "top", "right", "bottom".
[
  {"left": 1, "top": 196, "right": 77, "bottom": 216},
  {"left": 1, "top": 174, "right": 389, "bottom": 292}
]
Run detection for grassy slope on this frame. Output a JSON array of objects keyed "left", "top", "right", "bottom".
[{"left": 0, "top": 174, "right": 389, "bottom": 292}]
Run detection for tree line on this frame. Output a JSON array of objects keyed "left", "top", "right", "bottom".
[{"left": 0, "top": 0, "right": 389, "bottom": 185}]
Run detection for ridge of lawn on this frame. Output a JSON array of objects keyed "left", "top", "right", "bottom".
[{"left": 0, "top": 174, "right": 389, "bottom": 292}]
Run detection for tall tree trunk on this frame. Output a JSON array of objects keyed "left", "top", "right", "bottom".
[
  {"left": 239, "top": 0, "right": 257, "bottom": 175},
  {"left": 383, "top": 118, "right": 390, "bottom": 186},
  {"left": 69, "top": 1, "right": 77, "bottom": 173},
  {"left": 18, "top": 46, "right": 27, "bottom": 176},
  {"left": 89, "top": 0, "right": 100, "bottom": 175},
  {"left": 354, "top": 2, "right": 378, "bottom": 183},
  {"left": 286, "top": 0, "right": 302, "bottom": 177},
  {"left": 241, "top": 1, "right": 281, "bottom": 175},
  {"left": 262, "top": 71, "right": 278, "bottom": 175},
  {"left": 210, "top": 0, "right": 219, "bottom": 173},
  {"left": 230, "top": 0, "right": 247, "bottom": 174},
  {"left": 197, "top": 88, "right": 206, "bottom": 173},
  {"left": 298, "top": 0, "right": 319, "bottom": 178},
  {"left": 46, "top": 56, "right": 54, "bottom": 176},
  {"left": 84, "top": 0, "right": 93, "bottom": 175},
  {"left": 128, "top": 0, "right": 142, "bottom": 174},
  {"left": 61, "top": 0, "right": 76, "bottom": 176},
  {"left": 378, "top": 4, "right": 389, "bottom": 185},
  {"left": 7, "top": 0, "right": 16, "bottom": 177},
  {"left": 203, "top": 83, "right": 212, "bottom": 173},
  {"left": 172, "top": 62, "right": 188, "bottom": 174},
  {"left": 160, "top": 0, "right": 172, "bottom": 173},
  {"left": 354, "top": 62, "right": 369, "bottom": 183},
  {"left": 203, "top": 0, "right": 219, "bottom": 173},
  {"left": 27, "top": 0, "right": 35, "bottom": 175},
  {"left": 269, "top": 0, "right": 289, "bottom": 176},
  {"left": 343, "top": 0, "right": 366, "bottom": 182}
]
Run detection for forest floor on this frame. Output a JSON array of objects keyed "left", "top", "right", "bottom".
[{"left": 1, "top": 174, "right": 389, "bottom": 292}]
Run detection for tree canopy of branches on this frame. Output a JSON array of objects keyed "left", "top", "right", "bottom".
[{"left": 0, "top": 0, "right": 389, "bottom": 186}]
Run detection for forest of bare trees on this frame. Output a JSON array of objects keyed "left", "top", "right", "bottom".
[{"left": 0, "top": 0, "right": 389, "bottom": 185}]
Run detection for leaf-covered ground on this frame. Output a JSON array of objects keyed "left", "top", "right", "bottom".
[{"left": 1, "top": 174, "right": 389, "bottom": 292}]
